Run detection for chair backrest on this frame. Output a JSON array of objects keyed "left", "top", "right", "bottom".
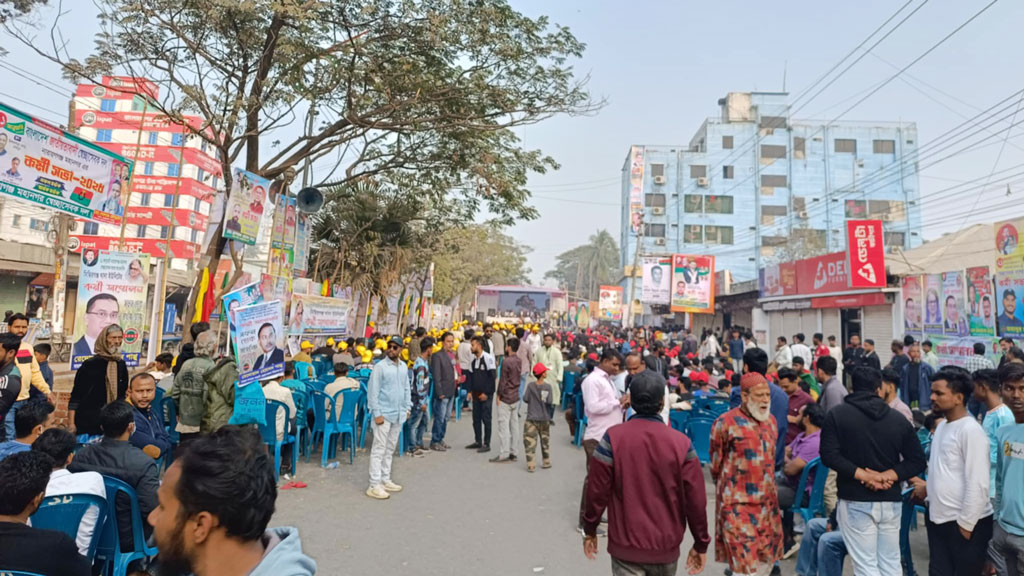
[
  {"left": 288, "top": 387, "right": 309, "bottom": 425},
  {"left": 563, "top": 371, "right": 576, "bottom": 395},
  {"left": 309, "top": 389, "right": 335, "bottom": 429},
  {"left": 335, "top": 388, "right": 363, "bottom": 428},
  {"left": 160, "top": 395, "right": 179, "bottom": 444},
  {"left": 358, "top": 368, "right": 372, "bottom": 378},
  {"left": 685, "top": 416, "right": 715, "bottom": 464},
  {"left": 574, "top": 391, "right": 586, "bottom": 423},
  {"left": 97, "top": 476, "right": 157, "bottom": 561},
  {"left": 669, "top": 410, "right": 689, "bottom": 434},
  {"left": 792, "top": 457, "right": 821, "bottom": 505},
  {"left": 153, "top": 386, "right": 165, "bottom": 408},
  {"left": 31, "top": 493, "right": 108, "bottom": 559},
  {"left": 258, "top": 400, "right": 291, "bottom": 445},
  {"left": 295, "top": 361, "right": 315, "bottom": 381},
  {"left": 808, "top": 459, "right": 829, "bottom": 516}
]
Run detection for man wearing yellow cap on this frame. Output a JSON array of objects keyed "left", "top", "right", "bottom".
[
  {"left": 293, "top": 341, "right": 314, "bottom": 364},
  {"left": 334, "top": 340, "right": 355, "bottom": 368},
  {"left": 313, "top": 338, "right": 335, "bottom": 357}
]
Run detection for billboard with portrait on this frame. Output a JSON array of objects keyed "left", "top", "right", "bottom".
[
  {"left": 922, "top": 274, "right": 944, "bottom": 336},
  {"left": 598, "top": 286, "right": 622, "bottom": 321},
  {"left": 966, "top": 266, "right": 995, "bottom": 337},
  {"left": 627, "top": 146, "right": 645, "bottom": 234},
  {"left": 641, "top": 256, "right": 671, "bottom": 304},
  {"left": 941, "top": 271, "right": 968, "bottom": 336},
  {"left": 287, "top": 293, "right": 352, "bottom": 336},
  {"left": 222, "top": 281, "right": 264, "bottom": 346},
  {"left": 234, "top": 300, "right": 285, "bottom": 385},
  {"left": 73, "top": 251, "right": 150, "bottom": 368},
  {"left": 221, "top": 167, "right": 271, "bottom": 245},
  {"left": 901, "top": 276, "right": 922, "bottom": 336},
  {"left": 995, "top": 218, "right": 1024, "bottom": 273},
  {"left": 995, "top": 270, "right": 1024, "bottom": 338},
  {"left": 670, "top": 254, "right": 715, "bottom": 314}
]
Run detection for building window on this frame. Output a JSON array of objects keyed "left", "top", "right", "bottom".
[
  {"left": 723, "top": 165, "right": 734, "bottom": 179},
  {"left": 762, "top": 235, "right": 788, "bottom": 247},
  {"left": 83, "top": 222, "right": 99, "bottom": 235},
  {"left": 704, "top": 225, "right": 734, "bottom": 245},
  {"left": 760, "top": 116, "right": 788, "bottom": 130},
  {"left": 167, "top": 163, "right": 180, "bottom": 177},
  {"left": 193, "top": 197, "right": 201, "bottom": 212},
  {"left": 873, "top": 139, "right": 895, "bottom": 154},
  {"left": 131, "top": 95, "right": 147, "bottom": 112},
  {"left": 794, "top": 137, "right": 806, "bottom": 159},
  {"left": 793, "top": 196, "right": 807, "bottom": 213},
  {"left": 722, "top": 135, "right": 733, "bottom": 149},
  {"left": 148, "top": 132, "right": 158, "bottom": 145},
  {"left": 684, "top": 195, "right": 704, "bottom": 213},
  {"left": 689, "top": 165, "right": 707, "bottom": 178},
  {"left": 159, "top": 226, "right": 170, "bottom": 239},
  {"left": 197, "top": 168, "right": 205, "bottom": 182},
  {"left": 705, "top": 196, "right": 734, "bottom": 214},
  {"left": 761, "top": 174, "right": 788, "bottom": 188},
  {"left": 96, "top": 129, "right": 113, "bottom": 142},
  {"left": 11, "top": 215, "right": 20, "bottom": 227},
  {"left": 845, "top": 200, "right": 867, "bottom": 218},
  {"left": 644, "top": 224, "right": 666, "bottom": 238},
  {"left": 100, "top": 99, "right": 116, "bottom": 112},
  {"left": 137, "top": 225, "right": 148, "bottom": 238},
  {"left": 650, "top": 163, "right": 665, "bottom": 180},
  {"left": 834, "top": 139, "right": 857, "bottom": 153},
  {"left": 868, "top": 200, "right": 906, "bottom": 221},
  {"left": 884, "top": 231, "right": 906, "bottom": 248},
  {"left": 172, "top": 133, "right": 184, "bottom": 146},
  {"left": 761, "top": 205, "right": 788, "bottom": 225},
  {"left": 143, "top": 162, "right": 154, "bottom": 175},
  {"left": 760, "top": 144, "right": 786, "bottom": 159},
  {"left": 683, "top": 225, "right": 703, "bottom": 244},
  {"left": 200, "top": 140, "right": 208, "bottom": 153},
  {"left": 644, "top": 194, "right": 666, "bottom": 208},
  {"left": 164, "top": 194, "right": 174, "bottom": 207},
  {"left": 140, "top": 193, "right": 151, "bottom": 206}
]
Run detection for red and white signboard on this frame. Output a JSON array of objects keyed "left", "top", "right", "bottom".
[{"left": 846, "top": 220, "right": 886, "bottom": 288}]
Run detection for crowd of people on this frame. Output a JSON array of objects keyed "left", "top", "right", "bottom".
[{"left": 3, "top": 313, "right": 1024, "bottom": 576}]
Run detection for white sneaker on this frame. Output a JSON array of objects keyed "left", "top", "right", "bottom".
[
  {"left": 382, "top": 480, "right": 403, "bottom": 493},
  {"left": 365, "top": 486, "right": 390, "bottom": 500}
]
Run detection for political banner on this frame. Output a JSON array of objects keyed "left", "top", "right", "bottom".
[
  {"left": 922, "top": 274, "right": 944, "bottom": 336},
  {"left": 641, "top": 256, "right": 672, "bottom": 304},
  {"left": 901, "top": 276, "right": 923, "bottom": 335},
  {"left": 221, "top": 167, "right": 271, "bottom": 244},
  {"left": 929, "top": 334, "right": 999, "bottom": 369},
  {"left": 995, "top": 218, "right": 1024, "bottom": 273},
  {"left": 576, "top": 302, "right": 591, "bottom": 329},
  {"left": 966, "top": 266, "right": 996, "bottom": 337},
  {"left": 598, "top": 285, "right": 623, "bottom": 321},
  {"left": 222, "top": 281, "right": 263, "bottom": 345},
  {"left": 259, "top": 274, "right": 292, "bottom": 320},
  {"left": 234, "top": 300, "right": 285, "bottom": 386},
  {"left": 0, "top": 102, "right": 133, "bottom": 224},
  {"left": 940, "top": 272, "right": 968, "bottom": 336},
  {"left": 670, "top": 254, "right": 715, "bottom": 314},
  {"left": 270, "top": 195, "right": 296, "bottom": 250},
  {"left": 995, "top": 270, "right": 1024, "bottom": 338},
  {"left": 72, "top": 251, "right": 150, "bottom": 369},
  {"left": 287, "top": 293, "right": 352, "bottom": 336},
  {"left": 268, "top": 247, "right": 293, "bottom": 277},
  {"left": 294, "top": 212, "right": 310, "bottom": 275},
  {"left": 423, "top": 262, "right": 435, "bottom": 298},
  {"left": 846, "top": 220, "right": 885, "bottom": 288},
  {"left": 628, "top": 146, "right": 645, "bottom": 234}
]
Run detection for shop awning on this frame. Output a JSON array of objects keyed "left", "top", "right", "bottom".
[{"left": 28, "top": 273, "right": 54, "bottom": 286}]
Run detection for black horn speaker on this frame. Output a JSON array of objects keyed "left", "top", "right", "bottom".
[{"left": 296, "top": 187, "right": 324, "bottom": 213}]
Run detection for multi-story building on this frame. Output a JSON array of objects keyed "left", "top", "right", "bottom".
[
  {"left": 621, "top": 91, "right": 922, "bottom": 301},
  {"left": 69, "top": 76, "right": 222, "bottom": 272}
]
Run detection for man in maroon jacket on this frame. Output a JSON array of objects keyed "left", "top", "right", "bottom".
[{"left": 582, "top": 370, "right": 709, "bottom": 575}]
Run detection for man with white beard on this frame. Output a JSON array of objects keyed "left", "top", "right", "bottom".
[{"left": 709, "top": 372, "right": 783, "bottom": 576}]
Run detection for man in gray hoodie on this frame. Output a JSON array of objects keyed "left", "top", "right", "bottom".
[{"left": 147, "top": 426, "right": 316, "bottom": 576}]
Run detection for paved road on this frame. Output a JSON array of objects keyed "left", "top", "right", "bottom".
[{"left": 272, "top": 409, "right": 930, "bottom": 575}]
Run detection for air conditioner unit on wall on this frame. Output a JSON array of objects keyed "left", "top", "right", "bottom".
[
  {"left": 653, "top": 175, "right": 666, "bottom": 185},
  {"left": 889, "top": 246, "right": 901, "bottom": 254},
  {"left": 652, "top": 207, "right": 665, "bottom": 215},
  {"left": 654, "top": 238, "right": 666, "bottom": 246},
  {"left": 881, "top": 214, "right": 894, "bottom": 222},
  {"left": 798, "top": 211, "right": 809, "bottom": 219},
  {"left": 696, "top": 177, "right": 709, "bottom": 187}
]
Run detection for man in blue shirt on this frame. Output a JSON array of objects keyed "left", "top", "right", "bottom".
[
  {"left": 991, "top": 363, "right": 1024, "bottom": 572},
  {"left": 365, "top": 337, "right": 411, "bottom": 501},
  {"left": 127, "top": 373, "right": 171, "bottom": 459},
  {"left": 0, "top": 402, "right": 54, "bottom": 461}
]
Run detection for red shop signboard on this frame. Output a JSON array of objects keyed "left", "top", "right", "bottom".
[
  {"left": 795, "top": 252, "right": 849, "bottom": 296},
  {"left": 846, "top": 220, "right": 886, "bottom": 289}
]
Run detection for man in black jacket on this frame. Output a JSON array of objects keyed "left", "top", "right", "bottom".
[
  {"left": 465, "top": 335, "right": 497, "bottom": 453},
  {"left": 71, "top": 400, "right": 160, "bottom": 552},
  {"left": 643, "top": 341, "right": 670, "bottom": 379},
  {"left": 429, "top": 331, "right": 457, "bottom": 451},
  {"left": 820, "top": 366, "right": 926, "bottom": 576}
]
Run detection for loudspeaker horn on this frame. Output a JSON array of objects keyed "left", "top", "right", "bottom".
[{"left": 296, "top": 187, "right": 324, "bottom": 214}]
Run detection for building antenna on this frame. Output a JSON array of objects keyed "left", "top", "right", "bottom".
[{"left": 782, "top": 60, "right": 788, "bottom": 92}]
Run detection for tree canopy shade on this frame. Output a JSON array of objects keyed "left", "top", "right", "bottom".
[
  {"left": 7, "top": 0, "right": 601, "bottom": 331},
  {"left": 544, "top": 229, "right": 619, "bottom": 301},
  {"left": 0, "top": 0, "right": 45, "bottom": 23}
]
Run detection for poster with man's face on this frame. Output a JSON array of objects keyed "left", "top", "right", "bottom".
[
  {"left": 235, "top": 300, "right": 285, "bottom": 385},
  {"left": 641, "top": 256, "right": 671, "bottom": 304}
]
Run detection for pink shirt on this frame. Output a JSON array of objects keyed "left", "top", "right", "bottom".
[{"left": 582, "top": 367, "right": 623, "bottom": 442}]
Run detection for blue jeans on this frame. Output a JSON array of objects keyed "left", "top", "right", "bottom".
[
  {"left": 796, "top": 518, "right": 847, "bottom": 576},
  {"left": 837, "top": 499, "right": 901, "bottom": 576},
  {"left": 407, "top": 406, "right": 427, "bottom": 449},
  {"left": 3, "top": 399, "right": 25, "bottom": 442},
  {"left": 431, "top": 396, "right": 452, "bottom": 444}
]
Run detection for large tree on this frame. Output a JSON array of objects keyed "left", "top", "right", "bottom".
[
  {"left": 7, "top": 0, "right": 600, "bottom": 335},
  {"left": 545, "top": 229, "right": 618, "bottom": 301}
]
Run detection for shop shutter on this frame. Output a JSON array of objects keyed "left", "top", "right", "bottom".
[{"left": 863, "top": 305, "right": 895, "bottom": 366}]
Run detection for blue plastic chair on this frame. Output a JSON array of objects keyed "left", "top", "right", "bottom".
[
  {"left": 900, "top": 487, "right": 919, "bottom": 576},
  {"left": 707, "top": 399, "right": 730, "bottom": 417},
  {"left": 311, "top": 355, "right": 333, "bottom": 378},
  {"left": 669, "top": 410, "right": 690, "bottom": 434},
  {"left": 96, "top": 476, "right": 158, "bottom": 576},
  {"left": 358, "top": 368, "right": 372, "bottom": 379},
  {"left": 333, "top": 389, "right": 362, "bottom": 464},
  {"left": 560, "top": 372, "right": 577, "bottom": 410},
  {"left": 31, "top": 493, "right": 108, "bottom": 561},
  {"left": 160, "top": 395, "right": 179, "bottom": 466},
  {"left": 791, "top": 457, "right": 828, "bottom": 523},
  {"left": 573, "top": 393, "right": 588, "bottom": 447},
  {"left": 287, "top": 386, "right": 311, "bottom": 458},
  {"left": 295, "top": 361, "right": 315, "bottom": 381},
  {"left": 258, "top": 400, "right": 299, "bottom": 482},
  {"left": 358, "top": 391, "right": 373, "bottom": 450},
  {"left": 684, "top": 416, "right": 715, "bottom": 464}
]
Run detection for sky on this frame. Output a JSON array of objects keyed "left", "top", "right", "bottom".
[{"left": 3, "top": 0, "right": 1024, "bottom": 286}]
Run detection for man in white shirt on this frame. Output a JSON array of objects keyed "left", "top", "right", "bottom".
[
  {"left": 910, "top": 368, "right": 994, "bottom": 575},
  {"left": 773, "top": 337, "right": 793, "bottom": 369},
  {"left": 789, "top": 333, "right": 812, "bottom": 370},
  {"left": 324, "top": 362, "right": 360, "bottom": 420},
  {"left": 33, "top": 428, "right": 106, "bottom": 556},
  {"left": 261, "top": 377, "right": 297, "bottom": 482}
]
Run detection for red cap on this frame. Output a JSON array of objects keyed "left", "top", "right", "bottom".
[
  {"left": 532, "top": 363, "right": 548, "bottom": 378},
  {"left": 690, "top": 372, "right": 709, "bottom": 384}
]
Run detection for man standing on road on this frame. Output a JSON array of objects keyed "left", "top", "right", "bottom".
[
  {"left": 429, "top": 332, "right": 456, "bottom": 451},
  {"left": 487, "top": 324, "right": 505, "bottom": 368},
  {"left": 816, "top": 356, "right": 846, "bottom": 414},
  {"left": 860, "top": 339, "right": 881, "bottom": 371},
  {"left": 536, "top": 333, "right": 564, "bottom": 404},
  {"left": 466, "top": 335, "right": 497, "bottom": 453},
  {"left": 899, "top": 342, "right": 935, "bottom": 412},
  {"left": 989, "top": 362, "right": 1024, "bottom": 574},
  {"left": 819, "top": 366, "right": 926, "bottom": 576},
  {"left": 583, "top": 370, "right": 709, "bottom": 575},
  {"left": 710, "top": 372, "right": 783, "bottom": 576},
  {"left": 579, "top": 348, "right": 625, "bottom": 535},
  {"left": 491, "top": 337, "right": 522, "bottom": 463},
  {"left": 842, "top": 335, "right": 864, "bottom": 377},
  {"left": 4, "top": 313, "right": 52, "bottom": 441},
  {"left": 773, "top": 336, "right": 793, "bottom": 370},
  {"left": 777, "top": 367, "right": 813, "bottom": 445},
  {"left": 790, "top": 334, "right": 812, "bottom": 372},
  {"left": 644, "top": 340, "right": 670, "bottom": 379},
  {"left": 365, "top": 337, "right": 411, "bottom": 500}
]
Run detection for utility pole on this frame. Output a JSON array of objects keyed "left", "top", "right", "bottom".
[
  {"left": 626, "top": 226, "right": 643, "bottom": 329},
  {"left": 51, "top": 101, "right": 78, "bottom": 362}
]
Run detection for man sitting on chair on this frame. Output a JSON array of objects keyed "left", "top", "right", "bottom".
[
  {"left": 33, "top": 428, "right": 106, "bottom": 557},
  {"left": 778, "top": 403, "right": 824, "bottom": 560}
]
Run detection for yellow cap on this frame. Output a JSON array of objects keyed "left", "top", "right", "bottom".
[
  {"left": 361, "top": 351, "right": 372, "bottom": 363},
  {"left": 327, "top": 337, "right": 335, "bottom": 346},
  {"left": 339, "top": 341, "right": 348, "bottom": 351},
  {"left": 375, "top": 339, "right": 386, "bottom": 350},
  {"left": 369, "top": 321, "right": 375, "bottom": 327},
  {"left": 400, "top": 349, "right": 409, "bottom": 361},
  {"left": 301, "top": 341, "right": 313, "bottom": 349},
  {"left": 355, "top": 344, "right": 366, "bottom": 354},
  {"left": 403, "top": 336, "right": 411, "bottom": 344}
]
